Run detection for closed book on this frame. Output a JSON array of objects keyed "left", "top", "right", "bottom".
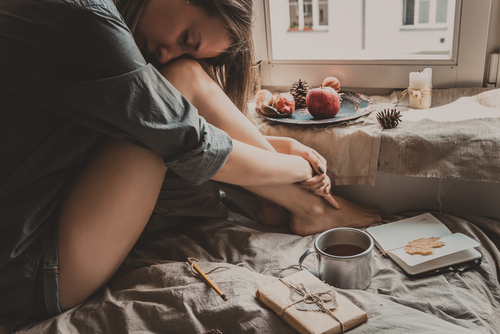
[{"left": 256, "top": 270, "right": 368, "bottom": 334}]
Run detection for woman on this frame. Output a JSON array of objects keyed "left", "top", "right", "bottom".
[{"left": 0, "top": 0, "right": 381, "bottom": 331}]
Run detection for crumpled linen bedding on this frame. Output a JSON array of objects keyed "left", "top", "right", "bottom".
[{"left": 17, "top": 187, "right": 500, "bottom": 334}]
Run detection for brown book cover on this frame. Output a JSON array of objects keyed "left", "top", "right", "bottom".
[{"left": 255, "top": 270, "right": 368, "bottom": 334}]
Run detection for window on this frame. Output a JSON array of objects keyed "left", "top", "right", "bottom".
[
  {"left": 289, "top": 0, "right": 299, "bottom": 30},
  {"left": 319, "top": 1, "right": 328, "bottom": 26},
  {"left": 419, "top": 0, "right": 430, "bottom": 23},
  {"left": 403, "top": 0, "right": 449, "bottom": 26},
  {"left": 288, "top": 0, "right": 328, "bottom": 31},
  {"left": 253, "top": 0, "right": 492, "bottom": 90},
  {"left": 403, "top": 0, "right": 415, "bottom": 25},
  {"left": 269, "top": 1, "right": 456, "bottom": 61},
  {"left": 436, "top": 0, "right": 448, "bottom": 23}
]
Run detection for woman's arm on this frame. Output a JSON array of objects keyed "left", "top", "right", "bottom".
[
  {"left": 211, "top": 140, "right": 314, "bottom": 186},
  {"left": 264, "top": 136, "right": 341, "bottom": 209},
  {"left": 265, "top": 136, "right": 327, "bottom": 175}
]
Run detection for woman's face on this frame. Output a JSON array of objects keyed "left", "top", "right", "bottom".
[{"left": 134, "top": 0, "right": 232, "bottom": 66}]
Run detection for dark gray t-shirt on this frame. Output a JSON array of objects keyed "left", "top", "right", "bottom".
[{"left": 0, "top": 0, "right": 232, "bottom": 330}]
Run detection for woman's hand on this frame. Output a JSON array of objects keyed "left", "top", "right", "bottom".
[
  {"left": 265, "top": 136, "right": 341, "bottom": 209},
  {"left": 265, "top": 136, "right": 326, "bottom": 175},
  {"left": 298, "top": 174, "right": 341, "bottom": 209}
]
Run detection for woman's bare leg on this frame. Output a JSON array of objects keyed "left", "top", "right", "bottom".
[
  {"left": 57, "top": 137, "right": 167, "bottom": 310},
  {"left": 159, "top": 59, "right": 382, "bottom": 235}
]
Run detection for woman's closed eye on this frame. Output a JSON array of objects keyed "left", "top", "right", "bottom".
[{"left": 180, "top": 30, "right": 189, "bottom": 47}]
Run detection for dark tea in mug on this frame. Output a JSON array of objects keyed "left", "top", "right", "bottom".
[
  {"left": 322, "top": 244, "right": 366, "bottom": 257},
  {"left": 299, "top": 227, "right": 374, "bottom": 289}
]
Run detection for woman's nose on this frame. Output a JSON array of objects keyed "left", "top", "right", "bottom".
[{"left": 157, "top": 46, "right": 182, "bottom": 65}]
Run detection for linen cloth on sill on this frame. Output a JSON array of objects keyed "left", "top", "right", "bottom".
[
  {"left": 376, "top": 88, "right": 500, "bottom": 183},
  {"left": 245, "top": 102, "right": 382, "bottom": 186},
  {"left": 246, "top": 87, "right": 500, "bottom": 186}
]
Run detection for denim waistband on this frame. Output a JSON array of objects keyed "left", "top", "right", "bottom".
[{"left": 41, "top": 233, "right": 61, "bottom": 316}]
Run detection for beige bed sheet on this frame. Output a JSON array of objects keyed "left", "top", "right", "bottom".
[{"left": 17, "top": 193, "right": 500, "bottom": 334}]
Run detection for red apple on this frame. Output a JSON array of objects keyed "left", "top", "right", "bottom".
[
  {"left": 322, "top": 76, "right": 341, "bottom": 92},
  {"left": 273, "top": 93, "right": 295, "bottom": 115},
  {"left": 306, "top": 86, "right": 341, "bottom": 119}
]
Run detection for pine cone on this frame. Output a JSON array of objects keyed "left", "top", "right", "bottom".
[
  {"left": 290, "top": 79, "right": 310, "bottom": 109},
  {"left": 376, "top": 109, "right": 402, "bottom": 129}
]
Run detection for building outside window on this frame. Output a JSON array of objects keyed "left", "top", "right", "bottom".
[
  {"left": 256, "top": 0, "right": 492, "bottom": 89},
  {"left": 403, "top": 0, "right": 449, "bottom": 26},
  {"left": 276, "top": 0, "right": 456, "bottom": 61},
  {"left": 288, "top": 0, "right": 329, "bottom": 31}
]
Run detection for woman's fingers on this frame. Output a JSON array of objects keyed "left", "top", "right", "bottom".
[
  {"left": 286, "top": 139, "right": 327, "bottom": 175},
  {"left": 305, "top": 185, "right": 340, "bottom": 210},
  {"left": 304, "top": 182, "right": 327, "bottom": 191},
  {"left": 312, "top": 150, "right": 327, "bottom": 167},
  {"left": 302, "top": 150, "right": 326, "bottom": 175},
  {"left": 323, "top": 193, "right": 341, "bottom": 209},
  {"left": 299, "top": 173, "right": 326, "bottom": 187},
  {"left": 299, "top": 174, "right": 340, "bottom": 209}
]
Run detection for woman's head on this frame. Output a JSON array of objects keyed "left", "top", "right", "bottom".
[
  {"left": 114, "top": 0, "right": 255, "bottom": 112},
  {"left": 131, "top": 0, "right": 232, "bottom": 66}
]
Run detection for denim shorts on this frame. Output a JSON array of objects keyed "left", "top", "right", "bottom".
[{"left": 30, "top": 232, "right": 62, "bottom": 320}]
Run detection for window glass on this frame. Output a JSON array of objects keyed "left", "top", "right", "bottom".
[
  {"left": 304, "top": 0, "right": 313, "bottom": 29},
  {"left": 403, "top": 0, "right": 415, "bottom": 25},
  {"left": 254, "top": 0, "right": 491, "bottom": 89},
  {"left": 289, "top": 0, "right": 299, "bottom": 30},
  {"left": 319, "top": 0, "right": 328, "bottom": 25},
  {"left": 436, "top": 0, "right": 448, "bottom": 23},
  {"left": 269, "top": 0, "right": 456, "bottom": 61},
  {"left": 418, "top": 0, "right": 430, "bottom": 23}
]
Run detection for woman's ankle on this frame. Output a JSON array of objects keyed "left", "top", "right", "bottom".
[
  {"left": 256, "top": 199, "right": 290, "bottom": 226},
  {"left": 289, "top": 199, "right": 327, "bottom": 236}
]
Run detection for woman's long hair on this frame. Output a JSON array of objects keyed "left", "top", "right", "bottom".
[{"left": 113, "top": 0, "right": 255, "bottom": 112}]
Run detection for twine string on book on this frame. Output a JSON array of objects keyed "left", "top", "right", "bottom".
[
  {"left": 393, "top": 88, "right": 433, "bottom": 106},
  {"left": 278, "top": 279, "right": 345, "bottom": 333}
]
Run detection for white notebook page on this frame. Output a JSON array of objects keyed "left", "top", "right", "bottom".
[
  {"left": 366, "top": 213, "right": 451, "bottom": 251},
  {"left": 389, "top": 233, "right": 480, "bottom": 266}
]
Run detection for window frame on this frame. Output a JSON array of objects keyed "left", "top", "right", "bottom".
[{"left": 252, "top": 0, "right": 493, "bottom": 90}]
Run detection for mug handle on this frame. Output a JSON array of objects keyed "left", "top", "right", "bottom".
[{"left": 299, "top": 248, "right": 319, "bottom": 277}]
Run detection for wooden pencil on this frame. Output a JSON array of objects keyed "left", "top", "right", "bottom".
[{"left": 188, "top": 258, "right": 228, "bottom": 301}]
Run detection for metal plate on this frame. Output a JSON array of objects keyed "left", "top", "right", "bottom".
[{"left": 257, "top": 91, "right": 377, "bottom": 124}]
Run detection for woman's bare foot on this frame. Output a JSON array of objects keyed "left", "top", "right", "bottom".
[
  {"left": 257, "top": 196, "right": 290, "bottom": 227},
  {"left": 289, "top": 196, "right": 382, "bottom": 236}
]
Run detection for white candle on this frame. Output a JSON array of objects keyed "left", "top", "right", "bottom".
[
  {"left": 409, "top": 68, "right": 432, "bottom": 109},
  {"left": 487, "top": 53, "right": 499, "bottom": 84}
]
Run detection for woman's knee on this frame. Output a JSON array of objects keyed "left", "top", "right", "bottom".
[
  {"left": 160, "top": 58, "right": 203, "bottom": 76},
  {"left": 158, "top": 59, "right": 210, "bottom": 100}
]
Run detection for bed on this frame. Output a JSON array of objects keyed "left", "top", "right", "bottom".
[
  {"left": 17, "top": 89, "right": 500, "bottom": 334},
  {"left": 17, "top": 181, "right": 500, "bottom": 333}
]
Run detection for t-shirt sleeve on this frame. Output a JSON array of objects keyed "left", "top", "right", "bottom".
[{"left": 36, "top": 2, "right": 232, "bottom": 185}]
